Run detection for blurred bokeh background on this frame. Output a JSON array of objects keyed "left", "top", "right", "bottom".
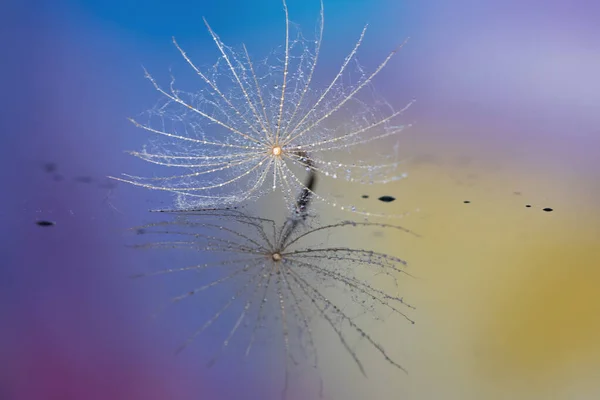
[{"left": 2, "top": 0, "right": 599, "bottom": 399}]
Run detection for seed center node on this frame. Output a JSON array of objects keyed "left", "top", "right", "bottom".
[{"left": 271, "top": 146, "right": 282, "bottom": 156}]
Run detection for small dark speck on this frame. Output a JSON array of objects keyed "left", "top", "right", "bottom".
[
  {"left": 378, "top": 195, "right": 395, "bottom": 203},
  {"left": 463, "top": 200, "right": 471, "bottom": 204},
  {"left": 361, "top": 195, "right": 369, "bottom": 199},
  {"left": 74, "top": 176, "right": 93, "bottom": 183},
  {"left": 525, "top": 204, "right": 532, "bottom": 208},
  {"left": 36, "top": 220, "right": 56, "bottom": 227},
  {"left": 43, "top": 162, "right": 57, "bottom": 173},
  {"left": 542, "top": 207, "right": 553, "bottom": 212},
  {"left": 136, "top": 228, "right": 146, "bottom": 235}
]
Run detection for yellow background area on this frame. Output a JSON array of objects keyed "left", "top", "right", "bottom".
[{"left": 287, "top": 121, "right": 600, "bottom": 400}]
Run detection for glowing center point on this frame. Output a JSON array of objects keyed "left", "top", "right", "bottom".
[
  {"left": 272, "top": 252, "right": 282, "bottom": 262},
  {"left": 271, "top": 146, "right": 282, "bottom": 156}
]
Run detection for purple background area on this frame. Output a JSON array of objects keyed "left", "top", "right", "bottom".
[{"left": 2, "top": 0, "right": 599, "bottom": 399}]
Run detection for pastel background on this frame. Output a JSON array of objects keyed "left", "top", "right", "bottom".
[{"left": 2, "top": 0, "right": 599, "bottom": 399}]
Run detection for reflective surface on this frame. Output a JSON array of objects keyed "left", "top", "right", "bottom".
[{"left": 3, "top": 0, "right": 599, "bottom": 399}]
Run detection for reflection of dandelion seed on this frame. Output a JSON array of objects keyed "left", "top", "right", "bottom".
[
  {"left": 131, "top": 207, "right": 417, "bottom": 398},
  {"left": 111, "top": 0, "right": 413, "bottom": 216}
]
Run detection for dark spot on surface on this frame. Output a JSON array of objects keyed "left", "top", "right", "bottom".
[
  {"left": 74, "top": 176, "right": 93, "bottom": 183},
  {"left": 525, "top": 204, "right": 532, "bottom": 208},
  {"left": 378, "top": 195, "right": 395, "bottom": 203},
  {"left": 463, "top": 200, "right": 471, "bottom": 204},
  {"left": 36, "top": 220, "right": 55, "bottom": 227},
  {"left": 542, "top": 207, "right": 553, "bottom": 212},
  {"left": 361, "top": 195, "right": 369, "bottom": 199},
  {"left": 43, "top": 162, "right": 57, "bottom": 173},
  {"left": 136, "top": 228, "right": 146, "bottom": 235}
]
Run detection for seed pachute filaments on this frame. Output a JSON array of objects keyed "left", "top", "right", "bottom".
[
  {"left": 111, "top": 0, "right": 414, "bottom": 218},
  {"left": 120, "top": 2, "right": 419, "bottom": 397},
  {"left": 130, "top": 205, "right": 418, "bottom": 397}
]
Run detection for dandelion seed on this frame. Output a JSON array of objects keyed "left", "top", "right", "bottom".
[
  {"left": 111, "top": 0, "right": 414, "bottom": 218},
  {"left": 130, "top": 206, "right": 418, "bottom": 398}
]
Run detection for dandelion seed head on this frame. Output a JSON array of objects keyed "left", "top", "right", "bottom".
[{"left": 113, "top": 0, "right": 414, "bottom": 217}]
